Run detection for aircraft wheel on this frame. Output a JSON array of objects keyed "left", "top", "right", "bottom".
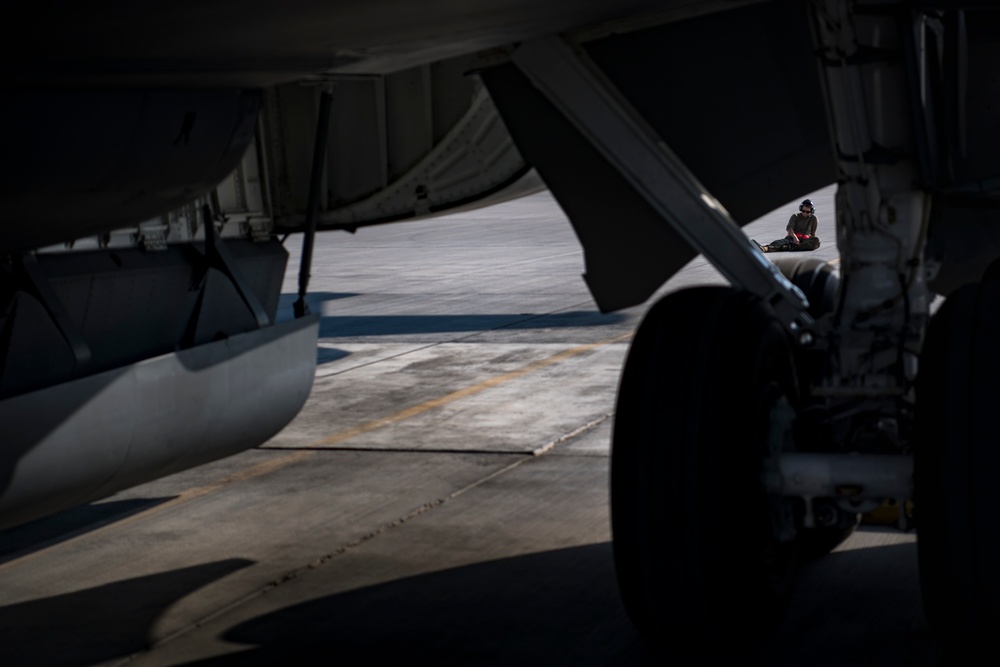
[
  {"left": 611, "top": 286, "right": 798, "bottom": 656},
  {"left": 916, "top": 279, "right": 1000, "bottom": 654}
]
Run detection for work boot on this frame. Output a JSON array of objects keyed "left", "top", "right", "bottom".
[{"left": 752, "top": 239, "right": 769, "bottom": 253}]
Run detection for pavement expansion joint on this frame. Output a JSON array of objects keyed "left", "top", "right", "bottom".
[
  {"left": 0, "top": 450, "right": 317, "bottom": 575},
  {"left": 258, "top": 445, "right": 535, "bottom": 454},
  {"left": 288, "top": 334, "right": 631, "bottom": 453},
  {"left": 531, "top": 412, "right": 612, "bottom": 456},
  {"left": 258, "top": 412, "right": 613, "bottom": 456},
  {"left": 314, "top": 339, "right": 443, "bottom": 378},
  {"left": 110, "top": 412, "right": 611, "bottom": 665},
  {"left": 112, "top": 461, "right": 525, "bottom": 666}
]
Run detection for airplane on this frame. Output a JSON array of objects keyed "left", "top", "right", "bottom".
[{"left": 2, "top": 0, "right": 997, "bottom": 660}]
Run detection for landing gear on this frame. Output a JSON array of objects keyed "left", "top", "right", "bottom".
[
  {"left": 771, "top": 256, "right": 858, "bottom": 558},
  {"left": 611, "top": 286, "right": 798, "bottom": 656},
  {"left": 916, "top": 278, "right": 1000, "bottom": 654}
]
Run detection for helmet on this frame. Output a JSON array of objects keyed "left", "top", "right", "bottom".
[{"left": 799, "top": 199, "right": 814, "bottom": 212}]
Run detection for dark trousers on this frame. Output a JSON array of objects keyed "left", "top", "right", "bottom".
[{"left": 767, "top": 236, "right": 820, "bottom": 252}]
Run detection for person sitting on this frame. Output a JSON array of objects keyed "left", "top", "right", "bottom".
[{"left": 755, "top": 199, "right": 821, "bottom": 252}]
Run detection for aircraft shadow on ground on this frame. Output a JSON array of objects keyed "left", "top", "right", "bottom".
[
  {"left": 275, "top": 291, "right": 359, "bottom": 323},
  {"left": 316, "top": 347, "right": 351, "bottom": 365},
  {"left": 0, "top": 559, "right": 253, "bottom": 667},
  {"left": 278, "top": 291, "right": 358, "bottom": 307},
  {"left": 0, "top": 536, "right": 946, "bottom": 666},
  {"left": 181, "top": 543, "right": 659, "bottom": 667},
  {"left": 0, "top": 497, "right": 175, "bottom": 564},
  {"left": 316, "top": 311, "right": 627, "bottom": 338},
  {"left": 179, "top": 538, "right": 939, "bottom": 667},
  {"left": 758, "top": 534, "right": 943, "bottom": 666}
]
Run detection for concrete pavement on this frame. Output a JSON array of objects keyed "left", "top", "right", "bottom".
[{"left": 0, "top": 186, "right": 941, "bottom": 666}]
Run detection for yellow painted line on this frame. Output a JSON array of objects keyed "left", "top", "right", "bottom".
[
  {"left": 0, "top": 331, "right": 633, "bottom": 570},
  {"left": 828, "top": 257, "right": 840, "bottom": 266},
  {"left": 311, "top": 332, "right": 634, "bottom": 448}
]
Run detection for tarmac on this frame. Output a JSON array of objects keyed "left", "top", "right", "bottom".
[{"left": 0, "top": 186, "right": 943, "bottom": 666}]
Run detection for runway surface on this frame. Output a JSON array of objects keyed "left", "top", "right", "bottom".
[{"left": 0, "top": 186, "right": 942, "bottom": 666}]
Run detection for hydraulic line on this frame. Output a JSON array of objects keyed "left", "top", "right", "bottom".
[{"left": 294, "top": 87, "right": 333, "bottom": 318}]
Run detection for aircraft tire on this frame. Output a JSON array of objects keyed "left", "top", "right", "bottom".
[
  {"left": 916, "top": 279, "right": 1000, "bottom": 656},
  {"left": 611, "top": 286, "right": 798, "bottom": 657}
]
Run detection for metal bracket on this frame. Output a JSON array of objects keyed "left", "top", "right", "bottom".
[
  {"left": 139, "top": 223, "right": 169, "bottom": 251},
  {"left": 200, "top": 204, "right": 271, "bottom": 330},
  {"left": 246, "top": 217, "right": 273, "bottom": 243},
  {"left": 810, "top": 0, "right": 932, "bottom": 394},
  {"left": 766, "top": 451, "right": 913, "bottom": 528},
  {"left": 512, "top": 35, "right": 811, "bottom": 330},
  {"left": 16, "top": 253, "right": 92, "bottom": 372}
]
